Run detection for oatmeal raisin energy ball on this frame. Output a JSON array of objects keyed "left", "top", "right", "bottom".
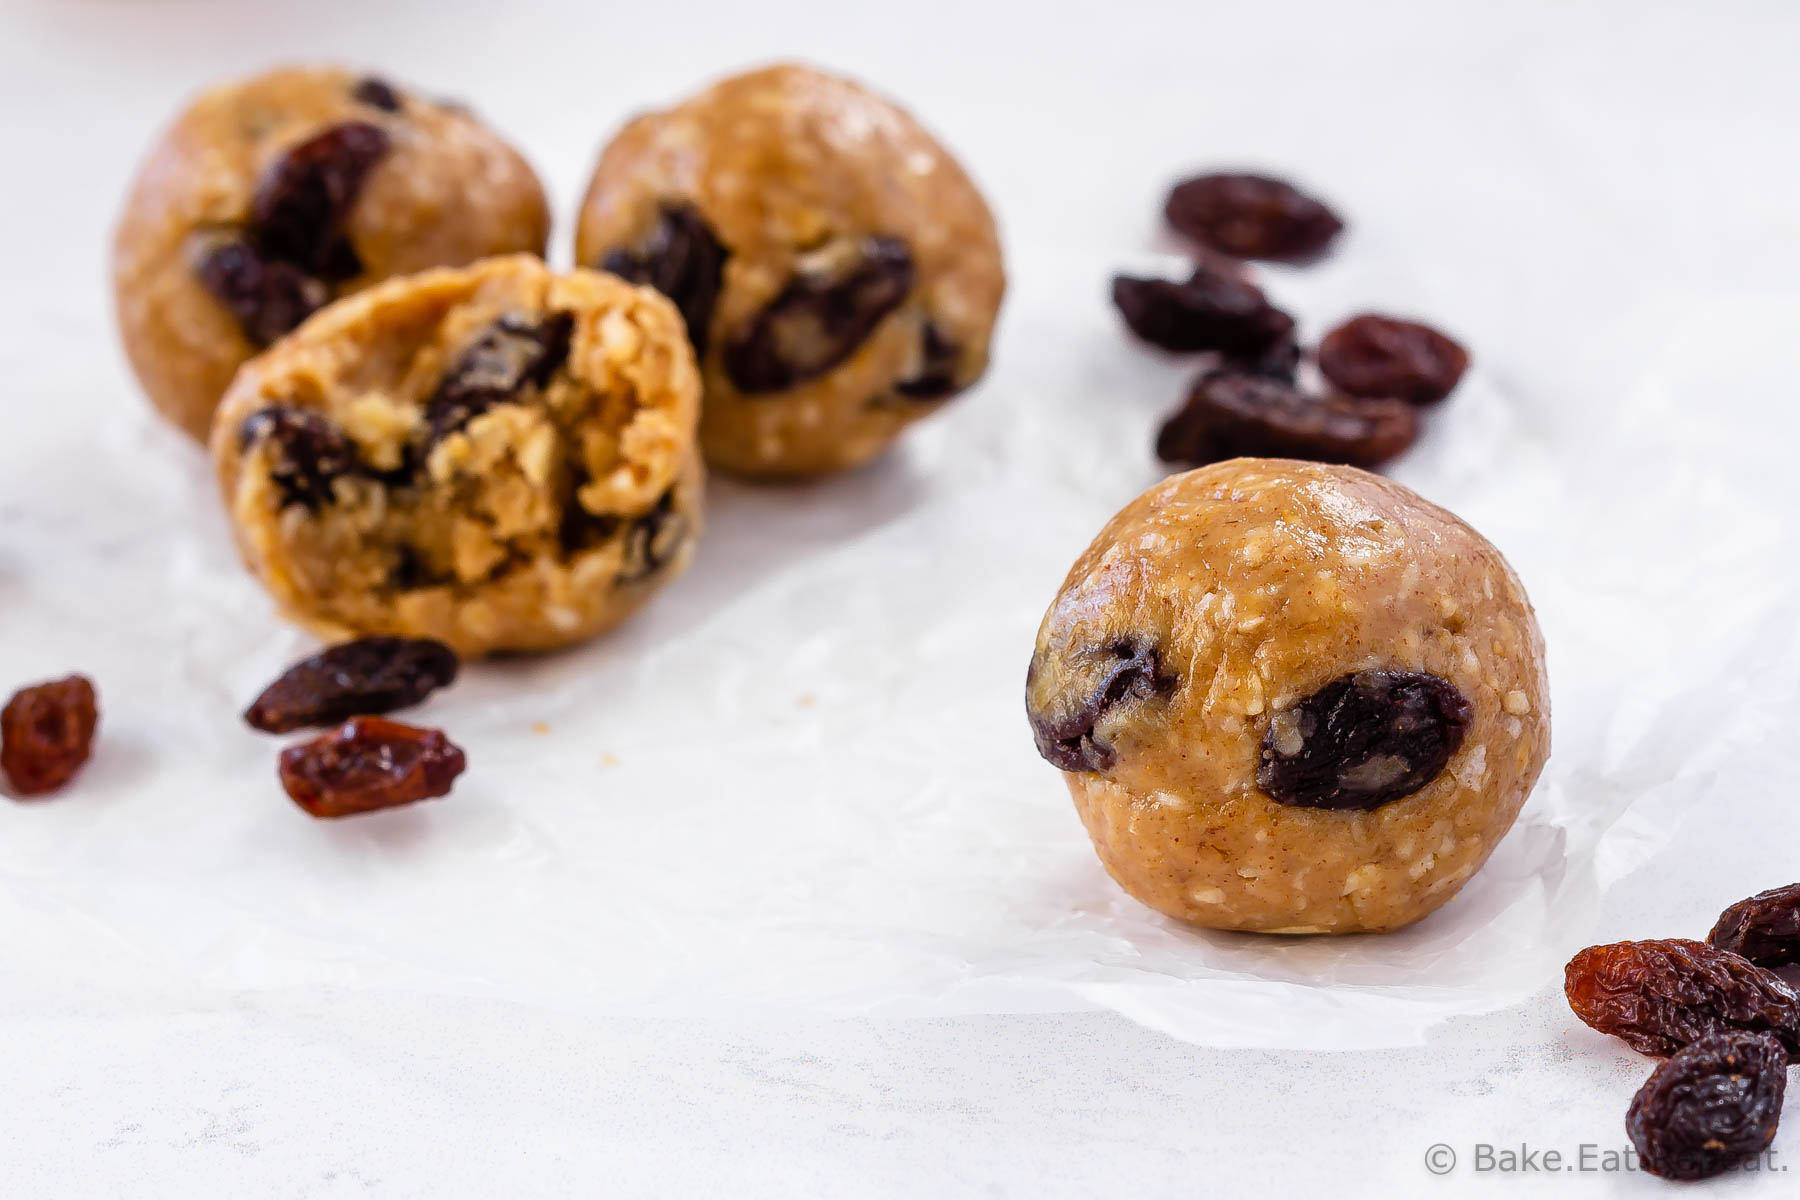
[
  {"left": 212, "top": 255, "right": 702, "bottom": 658},
  {"left": 115, "top": 65, "right": 550, "bottom": 439},
  {"left": 1025, "top": 459, "right": 1550, "bottom": 934},
  {"left": 575, "top": 63, "right": 1005, "bottom": 479}
]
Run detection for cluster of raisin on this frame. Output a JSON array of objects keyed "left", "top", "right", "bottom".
[
  {"left": 245, "top": 637, "right": 467, "bottom": 817},
  {"left": 1111, "top": 171, "right": 1468, "bottom": 472},
  {"left": 1564, "top": 884, "right": 1800, "bottom": 1179},
  {"left": 599, "top": 212, "right": 957, "bottom": 406},
  {"left": 195, "top": 117, "right": 392, "bottom": 347},
  {"left": 3, "top": 639, "right": 471, "bottom": 819}
]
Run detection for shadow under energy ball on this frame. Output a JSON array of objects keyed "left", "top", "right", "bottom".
[
  {"left": 113, "top": 65, "right": 550, "bottom": 441},
  {"left": 574, "top": 63, "right": 1006, "bottom": 480},
  {"left": 1026, "top": 459, "right": 1550, "bottom": 934}
]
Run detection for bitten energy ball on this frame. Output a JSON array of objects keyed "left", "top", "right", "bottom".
[
  {"left": 212, "top": 255, "right": 702, "bottom": 658},
  {"left": 1025, "top": 459, "right": 1549, "bottom": 934},
  {"left": 574, "top": 63, "right": 1005, "bottom": 479},
  {"left": 115, "top": 65, "right": 550, "bottom": 440}
]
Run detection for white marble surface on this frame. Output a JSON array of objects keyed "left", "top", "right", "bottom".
[{"left": 3, "top": 0, "right": 1799, "bottom": 1194}]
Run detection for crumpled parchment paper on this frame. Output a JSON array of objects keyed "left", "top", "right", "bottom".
[{"left": 2, "top": 252, "right": 1791, "bottom": 1050}]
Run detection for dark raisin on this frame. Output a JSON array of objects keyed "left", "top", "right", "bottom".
[
  {"left": 351, "top": 77, "right": 402, "bottom": 112},
  {"left": 239, "top": 406, "right": 359, "bottom": 510},
  {"left": 425, "top": 312, "right": 576, "bottom": 443},
  {"left": 1155, "top": 370, "right": 1418, "bottom": 469},
  {"left": 560, "top": 489, "right": 685, "bottom": 580},
  {"left": 1111, "top": 265, "right": 1294, "bottom": 355},
  {"left": 1710, "top": 884, "right": 1800, "bottom": 970},
  {"left": 893, "top": 321, "right": 963, "bottom": 400},
  {"left": 1627, "top": 1031, "right": 1787, "bottom": 1181},
  {"left": 193, "top": 236, "right": 330, "bottom": 346},
  {"left": 1565, "top": 939, "right": 1800, "bottom": 1058},
  {"left": 619, "top": 490, "right": 684, "bottom": 582},
  {"left": 558, "top": 500, "right": 622, "bottom": 555},
  {"left": 1027, "top": 641, "right": 1177, "bottom": 773},
  {"left": 1164, "top": 172, "right": 1344, "bottom": 261},
  {"left": 1, "top": 676, "right": 99, "bottom": 797},
  {"left": 244, "top": 637, "right": 460, "bottom": 734},
  {"left": 278, "top": 716, "right": 466, "bottom": 818},
  {"left": 1230, "top": 331, "right": 1301, "bottom": 381},
  {"left": 250, "top": 121, "right": 390, "bottom": 280},
  {"left": 1256, "top": 671, "right": 1470, "bottom": 811},
  {"left": 723, "top": 235, "right": 915, "bottom": 393},
  {"left": 388, "top": 545, "right": 442, "bottom": 590},
  {"left": 1318, "top": 314, "right": 1469, "bottom": 404},
  {"left": 600, "top": 203, "right": 727, "bottom": 357}
]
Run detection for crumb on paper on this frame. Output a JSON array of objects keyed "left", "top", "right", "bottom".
[
  {"left": 797, "top": 694, "right": 816, "bottom": 709},
  {"left": 602, "top": 753, "right": 620, "bottom": 767},
  {"left": 532, "top": 721, "right": 551, "bottom": 735}
]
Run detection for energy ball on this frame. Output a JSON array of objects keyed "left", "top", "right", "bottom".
[
  {"left": 574, "top": 63, "right": 1005, "bottom": 479},
  {"left": 212, "top": 255, "right": 702, "bottom": 658},
  {"left": 115, "top": 65, "right": 550, "bottom": 440},
  {"left": 1025, "top": 459, "right": 1549, "bottom": 934}
]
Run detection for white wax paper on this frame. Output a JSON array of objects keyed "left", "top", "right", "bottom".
[{"left": 3, "top": 251, "right": 1793, "bottom": 1051}]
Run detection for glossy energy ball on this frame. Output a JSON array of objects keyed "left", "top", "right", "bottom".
[
  {"left": 212, "top": 256, "right": 702, "bottom": 658},
  {"left": 574, "top": 63, "right": 1005, "bottom": 479},
  {"left": 1025, "top": 459, "right": 1550, "bottom": 934},
  {"left": 115, "top": 65, "right": 550, "bottom": 440}
]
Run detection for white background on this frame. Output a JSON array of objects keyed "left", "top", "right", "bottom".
[{"left": 3, "top": 0, "right": 1799, "bottom": 1195}]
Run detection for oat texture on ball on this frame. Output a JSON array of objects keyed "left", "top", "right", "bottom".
[
  {"left": 114, "top": 65, "right": 551, "bottom": 440},
  {"left": 212, "top": 255, "right": 703, "bottom": 658},
  {"left": 1025, "top": 459, "right": 1550, "bottom": 934},
  {"left": 574, "top": 63, "right": 1006, "bottom": 479}
]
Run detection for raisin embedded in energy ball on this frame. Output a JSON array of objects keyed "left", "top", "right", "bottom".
[
  {"left": 575, "top": 63, "right": 1006, "bottom": 479},
  {"left": 114, "top": 65, "right": 551, "bottom": 441},
  {"left": 1025, "top": 459, "right": 1550, "bottom": 934}
]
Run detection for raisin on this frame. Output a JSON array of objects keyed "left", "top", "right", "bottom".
[
  {"left": 1, "top": 676, "right": 99, "bottom": 797},
  {"left": 244, "top": 637, "right": 460, "bottom": 734},
  {"left": 723, "top": 235, "right": 915, "bottom": 393},
  {"left": 388, "top": 545, "right": 442, "bottom": 590},
  {"left": 558, "top": 501, "right": 621, "bottom": 555},
  {"left": 1111, "top": 265, "right": 1294, "bottom": 356},
  {"left": 1710, "top": 884, "right": 1800, "bottom": 969},
  {"left": 1027, "top": 641, "right": 1177, "bottom": 773},
  {"left": 1626, "top": 1031, "right": 1787, "bottom": 1181},
  {"left": 278, "top": 716, "right": 466, "bottom": 818},
  {"left": 1318, "top": 314, "right": 1469, "bottom": 404},
  {"left": 250, "top": 121, "right": 390, "bottom": 280},
  {"left": 351, "top": 77, "right": 402, "bottom": 112},
  {"left": 239, "top": 405, "right": 359, "bottom": 511},
  {"left": 193, "top": 236, "right": 329, "bottom": 346},
  {"left": 560, "top": 489, "right": 685, "bottom": 580},
  {"left": 1565, "top": 939, "right": 1800, "bottom": 1058},
  {"left": 619, "top": 490, "right": 684, "bottom": 582},
  {"left": 1154, "top": 370, "right": 1418, "bottom": 470},
  {"left": 1256, "top": 671, "right": 1470, "bottom": 811},
  {"left": 893, "top": 321, "right": 963, "bottom": 400},
  {"left": 1231, "top": 332, "right": 1301, "bottom": 381},
  {"left": 1164, "top": 172, "right": 1344, "bottom": 261},
  {"left": 600, "top": 203, "right": 727, "bottom": 357},
  {"left": 425, "top": 311, "right": 575, "bottom": 442}
]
